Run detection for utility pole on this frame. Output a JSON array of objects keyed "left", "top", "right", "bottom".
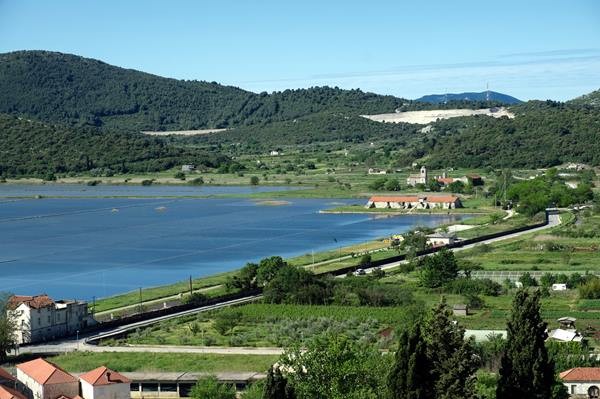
[
  {"left": 189, "top": 275, "right": 193, "bottom": 296},
  {"left": 92, "top": 296, "right": 96, "bottom": 317}
]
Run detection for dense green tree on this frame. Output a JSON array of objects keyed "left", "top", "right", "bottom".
[
  {"left": 250, "top": 176, "right": 260, "bottom": 185},
  {"left": 263, "top": 266, "right": 329, "bottom": 305},
  {"left": 256, "top": 256, "right": 288, "bottom": 286},
  {"left": 263, "top": 367, "right": 295, "bottom": 399},
  {"left": 387, "top": 325, "right": 433, "bottom": 399},
  {"left": 0, "top": 293, "right": 16, "bottom": 363},
  {"left": 280, "top": 334, "right": 387, "bottom": 399},
  {"left": 418, "top": 249, "right": 459, "bottom": 288},
  {"left": 190, "top": 376, "right": 236, "bottom": 399},
  {"left": 227, "top": 262, "right": 258, "bottom": 291},
  {"left": 496, "top": 290, "right": 555, "bottom": 399}
]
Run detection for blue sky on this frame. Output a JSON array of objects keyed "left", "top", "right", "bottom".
[{"left": 1, "top": 0, "right": 599, "bottom": 100}]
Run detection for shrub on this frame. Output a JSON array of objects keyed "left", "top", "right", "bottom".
[
  {"left": 445, "top": 278, "right": 502, "bottom": 296},
  {"left": 189, "top": 177, "right": 204, "bottom": 185},
  {"left": 579, "top": 277, "right": 600, "bottom": 299},
  {"left": 141, "top": 179, "right": 153, "bottom": 186}
]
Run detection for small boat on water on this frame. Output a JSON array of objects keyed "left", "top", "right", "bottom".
[
  {"left": 111, "top": 208, "right": 119, "bottom": 213},
  {"left": 155, "top": 206, "right": 167, "bottom": 212}
]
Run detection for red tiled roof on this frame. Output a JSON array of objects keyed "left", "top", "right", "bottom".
[
  {"left": 16, "top": 358, "right": 77, "bottom": 385},
  {"left": 560, "top": 368, "right": 600, "bottom": 382},
  {"left": 8, "top": 295, "right": 54, "bottom": 310},
  {"left": 437, "top": 178, "right": 455, "bottom": 184},
  {"left": 0, "top": 386, "right": 27, "bottom": 399},
  {"left": 79, "top": 366, "right": 130, "bottom": 386},
  {"left": 56, "top": 396, "right": 83, "bottom": 399},
  {"left": 0, "top": 368, "right": 15, "bottom": 381},
  {"left": 369, "top": 196, "right": 460, "bottom": 203}
]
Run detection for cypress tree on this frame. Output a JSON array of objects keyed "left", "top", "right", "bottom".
[
  {"left": 422, "top": 300, "right": 478, "bottom": 399},
  {"left": 497, "top": 289, "right": 555, "bottom": 399},
  {"left": 387, "top": 325, "right": 433, "bottom": 399}
]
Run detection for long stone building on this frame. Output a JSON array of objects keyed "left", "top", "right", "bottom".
[{"left": 366, "top": 195, "right": 462, "bottom": 210}]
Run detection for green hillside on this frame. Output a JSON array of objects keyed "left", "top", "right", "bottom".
[
  {"left": 0, "top": 114, "right": 227, "bottom": 177},
  {"left": 0, "top": 51, "right": 406, "bottom": 131},
  {"left": 423, "top": 100, "right": 600, "bottom": 168}
]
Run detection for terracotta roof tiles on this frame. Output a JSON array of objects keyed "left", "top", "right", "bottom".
[
  {"left": 369, "top": 196, "right": 460, "bottom": 203},
  {"left": 8, "top": 295, "right": 54, "bottom": 310},
  {"left": 559, "top": 367, "right": 600, "bottom": 382},
  {"left": 79, "top": 366, "right": 130, "bottom": 386},
  {"left": 16, "top": 358, "right": 77, "bottom": 385}
]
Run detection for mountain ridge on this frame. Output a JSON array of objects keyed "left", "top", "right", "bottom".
[{"left": 415, "top": 91, "right": 522, "bottom": 104}]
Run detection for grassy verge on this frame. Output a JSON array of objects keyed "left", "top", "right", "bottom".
[{"left": 47, "top": 352, "right": 278, "bottom": 373}]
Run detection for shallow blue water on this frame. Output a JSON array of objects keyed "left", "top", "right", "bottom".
[
  {"left": 0, "top": 184, "right": 301, "bottom": 198},
  {"left": 0, "top": 196, "right": 468, "bottom": 300}
]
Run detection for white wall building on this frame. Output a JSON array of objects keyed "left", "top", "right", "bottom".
[
  {"left": 16, "top": 359, "right": 79, "bottom": 399},
  {"left": 8, "top": 295, "right": 95, "bottom": 344},
  {"left": 406, "top": 166, "right": 428, "bottom": 186},
  {"left": 79, "top": 367, "right": 130, "bottom": 399},
  {"left": 560, "top": 368, "right": 600, "bottom": 398}
]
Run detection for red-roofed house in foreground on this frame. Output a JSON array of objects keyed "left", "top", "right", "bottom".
[
  {"left": 16, "top": 358, "right": 79, "bottom": 399},
  {"left": 559, "top": 367, "right": 600, "bottom": 398},
  {"left": 79, "top": 367, "right": 130, "bottom": 399},
  {"left": 366, "top": 195, "right": 462, "bottom": 210}
]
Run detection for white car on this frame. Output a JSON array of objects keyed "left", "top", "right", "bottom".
[{"left": 354, "top": 268, "right": 366, "bottom": 276}]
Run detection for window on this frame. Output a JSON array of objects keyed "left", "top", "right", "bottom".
[
  {"left": 160, "top": 383, "right": 177, "bottom": 392},
  {"left": 141, "top": 383, "right": 158, "bottom": 392},
  {"left": 571, "top": 385, "right": 576, "bottom": 394},
  {"left": 130, "top": 383, "right": 140, "bottom": 392},
  {"left": 179, "top": 384, "right": 193, "bottom": 397}
]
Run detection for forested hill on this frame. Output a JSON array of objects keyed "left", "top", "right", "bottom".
[
  {"left": 567, "top": 89, "right": 600, "bottom": 107},
  {"left": 423, "top": 99, "right": 600, "bottom": 168},
  {"left": 0, "top": 51, "right": 406, "bottom": 131},
  {"left": 0, "top": 114, "right": 227, "bottom": 177}
]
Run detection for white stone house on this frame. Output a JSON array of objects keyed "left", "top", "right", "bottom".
[
  {"left": 79, "top": 367, "right": 130, "bottom": 399},
  {"left": 16, "top": 358, "right": 79, "bottom": 399},
  {"left": 406, "top": 166, "right": 428, "bottom": 186},
  {"left": 8, "top": 295, "right": 95, "bottom": 344},
  {"left": 180, "top": 165, "right": 195, "bottom": 172},
  {"left": 367, "top": 168, "right": 387, "bottom": 175},
  {"left": 427, "top": 232, "right": 458, "bottom": 247},
  {"left": 559, "top": 368, "right": 600, "bottom": 398}
]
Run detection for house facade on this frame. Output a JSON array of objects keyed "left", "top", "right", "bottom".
[
  {"left": 366, "top": 195, "right": 462, "bottom": 210},
  {"left": 79, "top": 367, "right": 130, "bottom": 399},
  {"left": 559, "top": 368, "right": 600, "bottom": 398},
  {"left": 16, "top": 359, "right": 79, "bottom": 399},
  {"left": 406, "top": 166, "right": 428, "bottom": 186},
  {"left": 426, "top": 232, "right": 458, "bottom": 247},
  {"left": 8, "top": 295, "right": 95, "bottom": 344}
]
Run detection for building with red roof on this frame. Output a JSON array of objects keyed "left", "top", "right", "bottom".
[
  {"left": 366, "top": 195, "right": 462, "bottom": 210},
  {"left": 559, "top": 367, "right": 600, "bottom": 398},
  {"left": 7, "top": 294, "right": 95, "bottom": 344},
  {"left": 16, "top": 358, "right": 79, "bottom": 399},
  {"left": 79, "top": 367, "right": 130, "bottom": 399}
]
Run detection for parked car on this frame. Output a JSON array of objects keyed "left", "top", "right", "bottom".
[{"left": 354, "top": 268, "right": 366, "bottom": 276}]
